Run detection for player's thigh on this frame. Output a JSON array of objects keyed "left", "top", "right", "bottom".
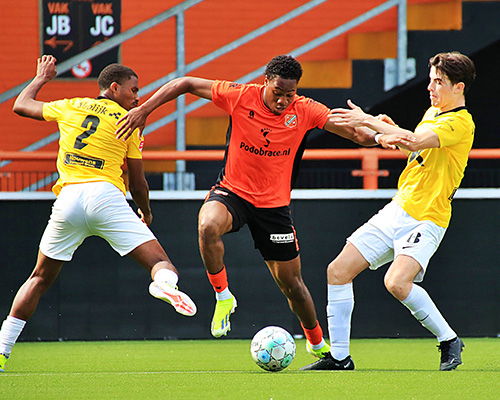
[
  {"left": 31, "top": 250, "right": 65, "bottom": 285},
  {"left": 327, "top": 242, "right": 370, "bottom": 284},
  {"left": 249, "top": 206, "right": 299, "bottom": 262},
  {"left": 128, "top": 239, "right": 170, "bottom": 269},
  {"left": 385, "top": 255, "right": 422, "bottom": 286},
  {"left": 346, "top": 216, "right": 394, "bottom": 272},
  {"left": 39, "top": 186, "right": 90, "bottom": 262},
  {"left": 393, "top": 217, "right": 446, "bottom": 282},
  {"left": 201, "top": 187, "right": 248, "bottom": 235},
  {"left": 88, "top": 185, "right": 156, "bottom": 256},
  {"left": 198, "top": 200, "right": 234, "bottom": 236}
]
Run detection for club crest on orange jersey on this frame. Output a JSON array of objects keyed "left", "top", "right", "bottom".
[{"left": 284, "top": 114, "right": 297, "bottom": 128}]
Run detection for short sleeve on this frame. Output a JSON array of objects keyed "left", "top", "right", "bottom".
[
  {"left": 43, "top": 99, "right": 69, "bottom": 122},
  {"left": 433, "top": 114, "right": 472, "bottom": 148},
  {"left": 211, "top": 80, "right": 243, "bottom": 114},
  {"left": 303, "top": 98, "right": 330, "bottom": 130}
]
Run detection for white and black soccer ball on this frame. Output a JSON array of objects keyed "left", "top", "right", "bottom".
[{"left": 250, "top": 326, "right": 296, "bottom": 372}]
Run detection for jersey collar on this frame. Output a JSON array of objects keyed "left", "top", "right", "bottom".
[{"left": 435, "top": 106, "right": 467, "bottom": 117}]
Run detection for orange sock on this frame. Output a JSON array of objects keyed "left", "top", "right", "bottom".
[
  {"left": 301, "top": 321, "right": 324, "bottom": 346},
  {"left": 207, "top": 266, "right": 228, "bottom": 293}
]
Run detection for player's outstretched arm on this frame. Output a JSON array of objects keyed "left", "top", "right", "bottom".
[
  {"left": 324, "top": 100, "right": 388, "bottom": 147},
  {"left": 116, "top": 76, "right": 214, "bottom": 141},
  {"left": 329, "top": 99, "right": 418, "bottom": 150},
  {"left": 13, "top": 55, "right": 57, "bottom": 120}
]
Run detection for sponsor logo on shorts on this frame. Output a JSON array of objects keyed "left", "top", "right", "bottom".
[
  {"left": 64, "top": 153, "right": 105, "bottom": 169},
  {"left": 270, "top": 233, "right": 295, "bottom": 244},
  {"left": 402, "top": 232, "right": 421, "bottom": 249},
  {"left": 213, "top": 189, "right": 228, "bottom": 196}
]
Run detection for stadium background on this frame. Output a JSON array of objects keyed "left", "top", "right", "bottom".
[{"left": 0, "top": 0, "right": 499, "bottom": 341}]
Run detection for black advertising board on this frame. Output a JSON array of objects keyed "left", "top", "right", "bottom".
[{"left": 41, "top": 0, "right": 121, "bottom": 79}]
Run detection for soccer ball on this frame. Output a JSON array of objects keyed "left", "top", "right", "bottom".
[{"left": 250, "top": 326, "right": 296, "bottom": 372}]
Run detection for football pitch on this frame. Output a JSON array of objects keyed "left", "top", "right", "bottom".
[{"left": 2, "top": 338, "right": 499, "bottom": 400}]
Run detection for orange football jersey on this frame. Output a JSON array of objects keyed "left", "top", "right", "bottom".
[{"left": 212, "top": 80, "right": 330, "bottom": 208}]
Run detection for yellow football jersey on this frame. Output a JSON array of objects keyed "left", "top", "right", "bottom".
[
  {"left": 43, "top": 97, "right": 143, "bottom": 196},
  {"left": 394, "top": 106, "right": 475, "bottom": 228}
]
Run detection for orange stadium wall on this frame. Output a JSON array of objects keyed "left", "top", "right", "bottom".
[
  {"left": 1, "top": 0, "right": 499, "bottom": 184},
  {"left": 0, "top": 0, "right": 464, "bottom": 159}
]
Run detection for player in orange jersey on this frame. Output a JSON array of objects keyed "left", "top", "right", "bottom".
[
  {"left": 0, "top": 55, "right": 196, "bottom": 373},
  {"left": 116, "top": 55, "right": 410, "bottom": 358}
]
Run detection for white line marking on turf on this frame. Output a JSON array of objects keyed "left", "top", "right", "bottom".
[{"left": 3, "top": 370, "right": 260, "bottom": 377}]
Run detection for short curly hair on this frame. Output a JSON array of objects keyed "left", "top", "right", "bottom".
[
  {"left": 264, "top": 55, "right": 303, "bottom": 83},
  {"left": 97, "top": 64, "right": 138, "bottom": 91}
]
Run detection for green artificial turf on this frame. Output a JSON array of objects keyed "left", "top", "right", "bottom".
[{"left": 1, "top": 338, "right": 499, "bottom": 399}]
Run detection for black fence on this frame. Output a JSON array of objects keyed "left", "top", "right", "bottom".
[{"left": 1, "top": 194, "right": 499, "bottom": 341}]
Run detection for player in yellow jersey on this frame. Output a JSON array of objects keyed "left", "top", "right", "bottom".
[
  {"left": 0, "top": 55, "right": 196, "bottom": 373},
  {"left": 301, "top": 52, "right": 476, "bottom": 371}
]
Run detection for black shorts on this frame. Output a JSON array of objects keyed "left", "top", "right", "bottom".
[{"left": 205, "top": 186, "right": 299, "bottom": 261}]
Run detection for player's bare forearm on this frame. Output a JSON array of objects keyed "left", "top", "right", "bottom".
[
  {"left": 116, "top": 77, "right": 213, "bottom": 140},
  {"left": 323, "top": 120, "right": 377, "bottom": 147},
  {"left": 127, "top": 158, "right": 152, "bottom": 225},
  {"left": 13, "top": 55, "right": 57, "bottom": 120},
  {"left": 129, "top": 180, "right": 152, "bottom": 225},
  {"left": 147, "top": 77, "right": 213, "bottom": 108},
  {"left": 352, "top": 126, "right": 380, "bottom": 146},
  {"left": 329, "top": 100, "right": 417, "bottom": 149}
]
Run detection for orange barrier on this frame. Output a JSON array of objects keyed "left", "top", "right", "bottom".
[{"left": 1, "top": 148, "right": 500, "bottom": 190}]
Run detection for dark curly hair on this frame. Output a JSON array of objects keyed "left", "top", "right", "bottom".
[
  {"left": 264, "top": 55, "right": 303, "bottom": 83},
  {"left": 429, "top": 52, "right": 476, "bottom": 95},
  {"left": 97, "top": 64, "right": 138, "bottom": 91}
]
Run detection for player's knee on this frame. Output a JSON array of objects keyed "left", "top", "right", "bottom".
[
  {"left": 281, "top": 278, "right": 308, "bottom": 301},
  {"left": 327, "top": 259, "right": 350, "bottom": 285},
  {"left": 198, "top": 216, "right": 221, "bottom": 242},
  {"left": 384, "top": 275, "right": 408, "bottom": 300}
]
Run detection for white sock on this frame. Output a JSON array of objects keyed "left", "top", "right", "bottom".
[
  {"left": 0, "top": 316, "right": 26, "bottom": 356},
  {"left": 215, "top": 287, "right": 232, "bottom": 301},
  {"left": 309, "top": 338, "right": 326, "bottom": 350},
  {"left": 327, "top": 283, "right": 354, "bottom": 361},
  {"left": 401, "top": 284, "right": 456, "bottom": 342},
  {"left": 153, "top": 268, "right": 178, "bottom": 288}
]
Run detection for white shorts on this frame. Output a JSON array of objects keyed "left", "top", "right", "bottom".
[
  {"left": 39, "top": 181, "right": 156, "bottom": 261},
  {"left": 347, "top": 201, "right": 447, "bottom": 282}
]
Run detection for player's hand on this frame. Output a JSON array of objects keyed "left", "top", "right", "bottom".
[
  {"left": 37, "top": 55, "right": 57, "bottom": 83},
  {"left": 329, "top": 99, "right": 368, "bottom": 128},
  {"left": 376, "top": 113, "right": 397, "bottom": 126},
  {"left": 378, "top": 133, "right": 416, "bottom": 150},
  {"left": 138, "top": 208, "right": 153, "bottom": 226},
  {"left": 116, "top": 106, "right": 147, "bottom": 141}
]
